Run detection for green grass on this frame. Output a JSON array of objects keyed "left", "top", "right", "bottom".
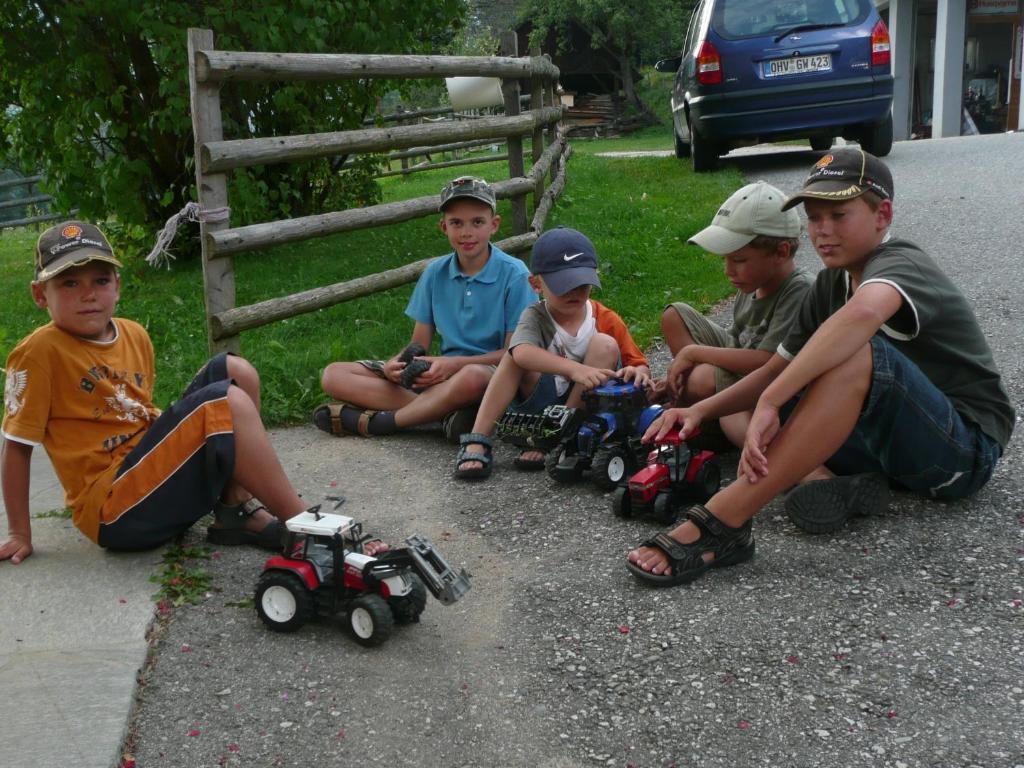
[{"left": 0, "top": 80, "right": 743, "bottom": 425}]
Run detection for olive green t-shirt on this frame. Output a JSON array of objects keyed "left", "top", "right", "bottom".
[
  {"left": 730, "top": 267, "right": 814, "bottom": 352},
  {"left": 779, "top": 239, "right": 1014, "bottom": 448}
]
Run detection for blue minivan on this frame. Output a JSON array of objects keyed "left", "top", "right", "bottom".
[{"left": 655, "top": 0, "right": 894, "bottom": 171}]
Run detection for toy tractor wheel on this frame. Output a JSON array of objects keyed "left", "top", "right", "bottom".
[
  {"left": 546, "top": 442, "right": 584, "bottom": 483},
  {"left": 255, "top": 571, "right": 315, "bottom": 633},
  {"left": 612, "top": 486, "right": 632, "bottom": 518},
  {"left": 694, "top": 459, "right": 722, "bottom": 502},
  {"left": 652, "top": 492, "right": 677, "bottom": 525},
  {"left": 348, "top": 594, "right": 395, "bottom": 647},
  {"left": 591, "top": 446, "right": 631, "bottom": 491},
  {"left": 389, "top": 573, "right": 428, "bottom": 625}
]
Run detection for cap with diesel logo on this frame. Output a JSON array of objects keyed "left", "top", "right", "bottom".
[
  {"left": 439, "top": 176, "right": 497, "bottom": 212},
  {"left": 35, "top": 220, "right": 121, "bottom": 281},
  {"left": 529, "top": 226, "right": 602, "bottom": 296},
  {"left": 688, "top": 180, "right": 800, "bottom": 255},
  {"left": 782, "top": 147, "right": 894, "bottom": 210}
]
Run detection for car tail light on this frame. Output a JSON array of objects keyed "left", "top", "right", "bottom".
[
  {"left": 696, "top": 40, "right": 723, "bottom": 85},
  {"left": 871, "top": 20, "right": 891, "bottom": 68}
]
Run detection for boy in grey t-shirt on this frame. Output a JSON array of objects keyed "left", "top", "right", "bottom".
[
  {"left": 628, "top": 149, "right": 1013, "bottom": 588},
  {"left": 660, "top": 181, "right": 812, "bottom": 447}
]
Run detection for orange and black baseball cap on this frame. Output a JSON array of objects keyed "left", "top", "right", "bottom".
[
  {"left": 782, "top": 148, "right": 894, "bottom": 210},
  {"left": 35, "top": 220, "right": 121, "bottom": 281}
]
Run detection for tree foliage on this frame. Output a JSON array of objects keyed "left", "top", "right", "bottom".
[
  {"left": 0, "top": 1, "right": 467, "bottom": 251},
  {"left": 520, "top": 0, "right": 691, "bottom": 110}
]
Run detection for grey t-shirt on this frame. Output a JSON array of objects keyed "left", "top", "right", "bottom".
[
  {"left": 730, "top": 268, "right": 814, "bottom": 352},
  {"left": 779, "top": 239, "right": 1014, "bottom": 448}
]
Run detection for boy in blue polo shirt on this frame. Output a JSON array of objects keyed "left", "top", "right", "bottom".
[{"left": 315, "top": 176, "right": 535, "bottom": 439}]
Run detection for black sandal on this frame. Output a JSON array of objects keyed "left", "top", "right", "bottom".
[
  {"left": 455, "top": 433, "right": 493, "bottom": 480},
  {"left": 207, "top": 498, "right": 283, "bottom": 551},
  {"left": 626, "top": 504, "right": 755, "bottom": 587},
  {"left": 785, "top": 473, "right": 890, "bottom": 533}
]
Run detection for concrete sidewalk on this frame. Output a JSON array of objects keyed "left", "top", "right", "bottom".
[{"left": 0, "top": 450, "right": 161, "bottom": 768}]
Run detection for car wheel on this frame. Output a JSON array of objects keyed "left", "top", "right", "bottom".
[
  {"left": 652, "top": 492, "right": 676, "bottom": 524},
  {"left": 673, "top": 126, "right": 691, "bottom": 158},
  {"left": 348, "top": 594, "right": 394, "bottom": 647},
  {"left": 809, "top": 135, "right": 833, "bottom": 152},
  {"left": 689, "top": 120, "right": 718, "bottom": 172},
  {"left": 546, "top": 442, "right": 584, "bottom": 483},
  {"left": 255, "top": 571, "right": 315, "bottom": 633},
  {"left": 860, "top": 112, "right": 893, "bottom": 157},
  {"left": 612, "top": 485, "right": 632, "bottom": 518},
  {"left": 389, "top": 573, "right": 428, "bottom": 625},
  {"left": 694, "top": 459, "right": 722, "bottom": 503},
  {"left": 591, "top": 446, "right": 630, "bottom": 491}
]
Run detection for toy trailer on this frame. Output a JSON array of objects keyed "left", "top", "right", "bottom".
[
  {"left": 612, "top": 427, "right": 721, "bottom": 524},
  {"left": 255, "top": 506, "right": 471, "bottom": 646}
]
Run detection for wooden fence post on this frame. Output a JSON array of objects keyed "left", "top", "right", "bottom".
[
  {"left": 530, "top": 45, "right": 545, "bottom": 218},
  {"left": 546, "top": 68, "right": 560, "bottom": 186},
  {"left": 499, "top": 31, "right": 528, "bottom": 236},
  {"left": 188, "top": 28, "right": 238, "bottom": 354}
]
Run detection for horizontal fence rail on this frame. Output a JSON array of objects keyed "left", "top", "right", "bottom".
[{"left": 195, "top": 51, "right": 560, "bottom": 83}]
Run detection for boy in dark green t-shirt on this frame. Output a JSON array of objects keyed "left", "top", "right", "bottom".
[{"left": 628, "top": 149, "right": 1014, "bottom": 587}]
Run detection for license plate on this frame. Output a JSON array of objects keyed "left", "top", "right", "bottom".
[{"left": 763, "top": 54, "right": 832, "bottom": 77}]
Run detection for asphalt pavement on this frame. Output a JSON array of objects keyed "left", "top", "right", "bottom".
[{"left": 2, "top": 132, "right": 1021, "bottom": 768}]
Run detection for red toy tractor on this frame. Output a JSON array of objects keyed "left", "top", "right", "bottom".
[
  {"left": 612, "top": 427, "right": 721, "bottom": 524},
  {"left": 255, "top": 504, "right": 471, "bottom": 646}
]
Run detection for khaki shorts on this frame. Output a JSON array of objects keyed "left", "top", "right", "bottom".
[{"left": 667, "top": 302, "right": 740, "bottom": 393}]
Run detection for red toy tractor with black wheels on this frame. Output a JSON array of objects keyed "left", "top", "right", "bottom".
[{"left": 612, "top": 427, "right": 721, "bottom": 524}]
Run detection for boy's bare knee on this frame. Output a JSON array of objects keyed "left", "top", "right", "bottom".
[
  {"left": 321, "top": 361, "right": 358, "bottom": 391},
  {"left": 449, "top": 364, "right": 493, "bottom": 400},
  {"left": 226, "top": 355, "right": 259, "bottom": 390},
  {"left": 661, "top": 306, "right": 682, "bottom": 336},
  {"left": 226, "top": 383, "right": 258, "bottom": 417},
  {"left": 587, "top": 333, "right": 619, "bottom": 366},
  {"left": 686, "top": 364, "right": 718, "bottom": 400}
]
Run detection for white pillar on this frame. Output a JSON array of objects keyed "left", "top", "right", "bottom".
[
  {"left": 1018, "top": 25, "right": 1024, "bottom": 131},
  {"left": 889, "top": 0, "right": 917, "bottom": 140},
  {"left": 932, "top": 0, "right": 966, "bottom": 138}
]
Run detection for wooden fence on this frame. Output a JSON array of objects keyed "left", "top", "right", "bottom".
[
  {"left": 0, "top": 175, "right": 70, "bottom": 229},
  {"left": 188, "top": 28, "right": 570, "bottom": 353}
]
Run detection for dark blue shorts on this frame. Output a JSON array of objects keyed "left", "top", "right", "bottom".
[
  {"left": 813, "top": 337, "right": 1002, "bottom": 499},
  {"left": 97, "top": 353, "right": 236, "bottom": 551},
  {"left": 509, "top": 373, "right": 569, "bottom": 415}
]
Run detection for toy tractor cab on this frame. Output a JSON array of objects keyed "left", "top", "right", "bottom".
[
  {"left": 255, "top": 504, "right": 471, "bottom": 646},
  {"left": 546, "top": 380, "right": 663, "bottom": 490},
  {"left": 612, "top": 426, "right": 721, "bottom": 524}
]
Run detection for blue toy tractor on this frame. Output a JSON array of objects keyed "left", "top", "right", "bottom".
[{"left": 544, "top": 380, "right": 663, "bottom": 491}]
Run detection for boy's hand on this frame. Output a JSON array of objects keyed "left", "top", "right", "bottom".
[
  {"left": 0, "top": 534, "right": 33, "bottom": 564},
  {"left": 570, "top": 363, "right": 615, "bottom": 391},
  {"left": 381, "top": 356, "right": 406, "bottom": 384},
  {"left": 616, "top": 366, "right": 652, "bottom": 390},
  {"left": 738, "top": 401, "right": 781, "bottom": 483},
  {"left": 642, "top": 406, "right": 704, "bottom": 443},
  {"left": 667, "top": 349, "right": 696, "bottom": 399},
  {"left": 413, "top": 356, "right": 461, "bottom": 388}
]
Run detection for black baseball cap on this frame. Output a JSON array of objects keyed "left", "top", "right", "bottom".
[
  {"left": 782, "top": 148, "right": 894, "bottom": 210},
  {"left": 529, "top": 226, "right": 601, "bottom": 296},
  {"left": 439, "top": 176, "right": 497, "bottom": 212},
  {"left": 35, "top": 220, "right": 121, "bottom": 281}
]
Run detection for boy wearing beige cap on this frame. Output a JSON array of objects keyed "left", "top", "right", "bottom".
[{"left": 659, "top": 180, "right": 812, "bottom": 447}]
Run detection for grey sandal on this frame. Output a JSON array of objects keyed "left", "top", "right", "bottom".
[
  {"left": 455, "top": 433, "right": 493, "bottom": 480},
  {"left": 207, "top": 497, "right": 283, "bottom": 551}
]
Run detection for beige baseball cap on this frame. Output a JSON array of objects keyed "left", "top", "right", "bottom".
[{"left": 688, "top": 181, "right": 800, "bottom": 255}]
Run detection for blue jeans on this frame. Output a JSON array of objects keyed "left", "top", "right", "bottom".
[{"left": 815, "top": 337, "right": 1002, "bottom": 498}]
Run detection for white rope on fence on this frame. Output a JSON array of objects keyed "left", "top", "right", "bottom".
[{"left": 145, "top": 202, "right": 230, "bottom": 268}]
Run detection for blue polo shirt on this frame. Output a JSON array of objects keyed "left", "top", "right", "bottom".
[{"left": 405, "top": 245, "right": 535, "bottom": 357}]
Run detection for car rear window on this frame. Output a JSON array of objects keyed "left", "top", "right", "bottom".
[{"left": 713, "top": 0, "right": 870, "bottom": 39}]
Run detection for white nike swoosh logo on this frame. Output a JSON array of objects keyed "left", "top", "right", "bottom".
[{"left": 563, "top": 252, "right": 584, "bottom": 262}]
